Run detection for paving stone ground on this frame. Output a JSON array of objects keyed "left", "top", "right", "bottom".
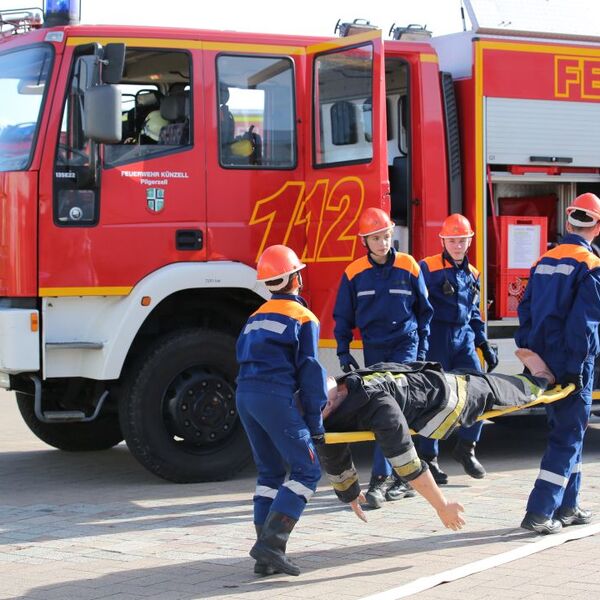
[{"left": 1, "top": 389, "right": 599, "bottom": 599}]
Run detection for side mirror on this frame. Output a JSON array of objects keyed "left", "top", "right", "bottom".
[
  {"left": 83, "top": 85, "right": 122, "bottom": 144},
  {"left": 102, "top": 43, "right": 125, "bottom": 85}
]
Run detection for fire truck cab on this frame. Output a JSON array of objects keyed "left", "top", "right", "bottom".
[{"left": 0, "top": 3, "right": 393, "bottom": 481}]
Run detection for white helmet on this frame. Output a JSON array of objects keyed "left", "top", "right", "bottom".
[{"left": 142, "top": 110, "right": 169, "bottom": 141}]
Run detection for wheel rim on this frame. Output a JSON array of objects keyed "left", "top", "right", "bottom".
[{"left": 163, "top": 366, "right": 238, "bottom": 448}]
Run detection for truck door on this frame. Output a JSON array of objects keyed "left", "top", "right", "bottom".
[
  {"left": 303, "top": 32, "right": 389, "bottom": 336},
  {"left": 39, "top": 41, "right": 206, "bottom": 293},
  {"left": 204, "top": 46, "right": 302, "bottom": 267}
]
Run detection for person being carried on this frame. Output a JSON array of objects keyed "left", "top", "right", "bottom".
[
  {"left": 315, "top": 353, "right": 555, "bottom": 527},
  {"left": 333, "top": 207, "right": 433, "bottom": 509}
]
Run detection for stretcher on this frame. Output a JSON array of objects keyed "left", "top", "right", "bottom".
[{"left": 323, "top": 383, "right": 575, "bottom": 445}]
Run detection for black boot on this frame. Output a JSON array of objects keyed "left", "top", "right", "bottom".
[
  {"left": 386, "top": 472, "right": 417, "bottom": 501},
  {"left": 422, "top": 455, "right": 448, "bottom": 485},
  {"left": 250, "top": 511, "right": 301, "bottom": 576},
  {"left": 452, "top": 439, "right": 486, "bottom": 479},
  {"left": 253, "top": 524, "right": 279, "bottom": 576},
  {"left": 365, "top": 475, "right": 392, "bottom": 509}
]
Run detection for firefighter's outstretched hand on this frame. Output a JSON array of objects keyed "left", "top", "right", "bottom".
[
  {"left": 350, "top": 492, "right": 368, "bottom": 522},
  {"left": 436, "top": 501, "right": 465, "bottom": 531}
]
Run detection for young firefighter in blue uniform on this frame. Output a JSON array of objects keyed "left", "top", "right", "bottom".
[
  {"left": 333, "top": 207, "right": 433, "bottom": 508},
  {"left": 417, "top": 214, "right": 498, "bottom": 484},
  {"left": 236, "top": 244, "right": 327, "bottom": 575},
  {"left": 515, "top": 193, "right": 600, "bottom": 534}
]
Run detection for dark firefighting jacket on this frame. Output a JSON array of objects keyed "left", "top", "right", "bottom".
[{"left": 317, "top": 362, "right": 544, "bottom": 503}]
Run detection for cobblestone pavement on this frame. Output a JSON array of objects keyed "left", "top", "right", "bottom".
[{"left": 1, "top": 389, "right": 599, "bottom": 600}]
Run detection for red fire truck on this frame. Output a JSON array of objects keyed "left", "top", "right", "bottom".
[
  {"left": 1, "top": 3, "right": 599, "bottom": 482},
  {"left": 0, "top": 3, "right": 393, "bottom": 482}
]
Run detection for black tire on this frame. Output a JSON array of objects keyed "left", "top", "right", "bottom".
[
  {"left": 118, "top": 328, "right": 251, "bottom": 483},
  {"left": 16, "top": 392, "right": 123, "bottom": 451}
]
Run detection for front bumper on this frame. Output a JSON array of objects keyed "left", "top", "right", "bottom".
[{"left": 0, "top": 308, "right": 40, "bottom": 379}]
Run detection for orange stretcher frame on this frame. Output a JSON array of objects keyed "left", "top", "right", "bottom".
[{"left": 323, "top": 383, "right": 575, "bottom": 445}]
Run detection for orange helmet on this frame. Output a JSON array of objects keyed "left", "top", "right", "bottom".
[
  {"left": 566, "top": 192, "right": 600, "bottom": 226},
  {"left": 439, "top": 214, "right": 474, "bottom": 239},
  {"left": 358, "top": 207, "right": 394, "bottom": 237},
  {"left": 256, "top": 245, "right": 306, "bottom": 290}
]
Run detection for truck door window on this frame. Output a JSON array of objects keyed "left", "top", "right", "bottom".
[
  {"left": 314, "top": 43, "right": 374, "bottom": 166},
  {"left": 385, "top": 58, "right": 410, "bottom": 226},
  {"left": 0, "top": 45, "right": 52, "bottom": 172},
  {"left": 104, "top": 49, "right": 192, "bottom": 167},
  {"left": 54, "top": 49, "right": 99, "bottom": 226},
  {"left": 217, "top": 55, "right": 296, "bottom": 169},
  {"left": 365, "top": 98, "right": 393, "bottom": 144}
]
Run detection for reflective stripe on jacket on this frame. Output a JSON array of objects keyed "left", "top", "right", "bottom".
[
  {"left": 420, "top": 252, "right": 486, "bottom": 348},
  {"left": 515, "top": 233, "right": 600, "bottom": 379},
  {"left": 333, "top": 249, "right": 433, "bottom": 354},
  {"left": 236, "top": 293, "right": 327, "bottom": 435}
]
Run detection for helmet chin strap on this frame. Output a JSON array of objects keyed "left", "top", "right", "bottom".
[{"left": 267, "top": 271, "right": 302, "bottom": 293}]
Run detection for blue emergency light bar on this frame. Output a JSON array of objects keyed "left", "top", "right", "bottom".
[{"left": 43, "top": 0, "right": 80, "bottom": 27}]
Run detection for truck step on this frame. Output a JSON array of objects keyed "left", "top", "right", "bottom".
[
  {"left": 42, "top": 410, "right": 86, "bottom": 422},
  {"left": 46, "top": 341, "right": 104, "bottom": 349}
]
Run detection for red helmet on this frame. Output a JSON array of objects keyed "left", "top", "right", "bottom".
[
  {"left": 566, "top": 193, "right": 600, "bottom": 225},
  {"left": 256, "top": 245, "right": 306, "bottom": 283},
  {"left": 439, "top": 214, "right": 474, "bottom": 239},
  {"left": 358, "top": 207, "right": 394, "bottom": 237}
]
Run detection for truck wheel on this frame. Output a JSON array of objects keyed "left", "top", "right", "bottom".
[
  {"left": 119, "top": 328, "right": 251, "bottom": 483},
  {"left": 15, "top": 392, "right": 123, "bottom": 451}
]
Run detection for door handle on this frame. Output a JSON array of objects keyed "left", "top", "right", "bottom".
[{"left": 176, "top": 229, "right": 203, "bottom": 250}]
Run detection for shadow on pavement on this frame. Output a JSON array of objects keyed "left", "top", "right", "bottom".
[{"left": 8, "top": 526, "right": 534, "bottom": 600}]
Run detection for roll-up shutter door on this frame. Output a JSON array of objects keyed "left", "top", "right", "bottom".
[{"left": 486, "top": 97, "right": 600, "bottom": 167}]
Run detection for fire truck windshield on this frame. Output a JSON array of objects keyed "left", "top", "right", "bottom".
[{"left": 0, "top": 45, "right": 52, "bottom": 172}]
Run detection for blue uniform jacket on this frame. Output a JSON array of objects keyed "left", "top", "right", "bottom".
[
  {"left": 333, "top": 249, "right": 433, "bottom": 354},
  {"left": 420, "top": 252, "right": 486, "bottom": 348},
  {"left": 515, "top": 233, "right": 600, "bottom": 379},
  {"left": 236, "top": 293, "right": 327, "bottom": 435}
]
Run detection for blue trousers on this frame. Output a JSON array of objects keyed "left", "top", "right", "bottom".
[
  {"left": 236, "top": 389, "right": 322, "bottom": 524},
  {"left": 364, "top": 331, "right": 419, "bottom": 478},
  {"left": 418, "top": 323, "right": 484, "bottom": 457},
  {"left": 526, "top": 359, "right": 593, "bottom": 517}
]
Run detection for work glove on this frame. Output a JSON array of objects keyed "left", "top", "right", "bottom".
[
  {"left": 479, "top": 341, "right": 499, "bottom": 373},
  {"left": 562, "top": 372, "right": 583, "bottom": 391},
  {"left": 339, "top": 352, "right": 359, "bottom": 373}
]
